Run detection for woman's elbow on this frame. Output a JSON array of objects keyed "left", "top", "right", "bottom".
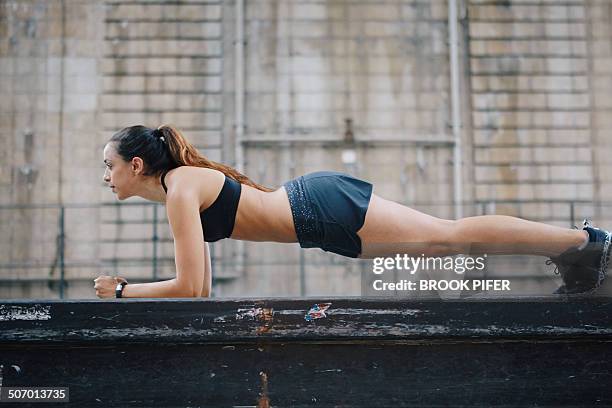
[
  {"left": 175, "top": 281, "right": 201, "bottom": 298},
  {"left": 191, "top": 281, "right": 211, "bottom": 297},
  {"left": 189, "top": 284, "right": 204, "bottom": 298}
]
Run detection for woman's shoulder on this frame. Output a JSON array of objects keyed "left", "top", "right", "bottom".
[
  {"left": 164, "top": 166, "right": 225, "bottom": 197},
  {"left": 168, "top": 166, "right": 223, "bottom": 178}
]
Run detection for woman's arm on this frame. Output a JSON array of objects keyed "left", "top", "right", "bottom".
[
  {"left": 125, "top": 188, "right": 205, "bottom": 298},
  {"left": 94, "top": 276, "right": 190, "bottom": 298},
  {"left": 119, "top": 243, "right": 211, "bottom": 298},
  {"left": 121, "top": 278, "right": 195, "bottom": 298},
  {"left": 201, "top": 242, "right": 212, "bottom": 297}
]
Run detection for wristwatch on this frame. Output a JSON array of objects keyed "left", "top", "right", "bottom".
[{"left": 115, "top": 281, "right": 128, "bottom": 298}]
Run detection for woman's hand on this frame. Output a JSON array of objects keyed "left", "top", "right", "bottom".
[{"left": 94, "top": 275, "right": 128, "bottom": 299}]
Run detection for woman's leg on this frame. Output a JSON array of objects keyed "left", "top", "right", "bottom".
[{"left": 356, "top": 194, "right": 587, "bottom": 259}]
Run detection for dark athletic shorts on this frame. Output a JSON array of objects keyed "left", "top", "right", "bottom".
[{"left": 283, "top": 171, "right": 373, "bottom": 258}]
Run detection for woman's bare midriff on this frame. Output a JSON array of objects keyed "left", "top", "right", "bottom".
[
  {"left": 230, "top": 184, "right": 298, "bottom": 243},
  {"left": 164, "top": 166, "right": 298, "bottom": 244}
]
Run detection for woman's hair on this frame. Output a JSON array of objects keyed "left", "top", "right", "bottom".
[{"left": 108, "top": 124, "right": 274, "bottom": 192}]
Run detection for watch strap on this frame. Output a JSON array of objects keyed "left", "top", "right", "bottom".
[{"left": 115, "top": 281, "right": 127, "bottom": 298}]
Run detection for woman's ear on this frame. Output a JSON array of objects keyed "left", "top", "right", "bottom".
[{"left": 131, "top": 157, "right": 145, "bottom": 175}]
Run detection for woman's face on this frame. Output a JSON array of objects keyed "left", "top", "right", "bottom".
[{"left": 103, "top": 143, "right": 134, "bottom": 200}]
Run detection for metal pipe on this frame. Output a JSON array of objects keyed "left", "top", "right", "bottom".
[
  {"left": 241, "top": 135, "right": 456, "bottom": 146},
  {"left": 235, "top": 0, "right": 245, "bottom": 173},
  {"left": 58, "top": 0, "right": 66, "bottom": 206},
  {"left": 59, "top": 206, "right": 65, "bottom": 299},
  {"left": 0, "top": 199, "right": 599, "bottom": 211},
  {"left": 448, "top": 0, "right": 463, "bottom": 220},
  {"left": 234, "top": 0, "right": 246, "bottom": 278}
]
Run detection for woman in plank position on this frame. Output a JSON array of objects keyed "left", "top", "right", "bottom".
[{"left": 94, "top": 125, "right": 611, "bottom": 298}]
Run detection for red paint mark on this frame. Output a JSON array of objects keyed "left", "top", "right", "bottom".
[{"left": 236, "top": 307, "right": 274, "bottom": 334}]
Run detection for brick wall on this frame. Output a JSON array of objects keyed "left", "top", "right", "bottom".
[
  {"left": 468, "top": 1, "right": 593, "bottom": 227},
  {"left": 588, "top": 0, "right": 612, "bottom": 227},
  {"left": 0, "top": 0, "right": 106, "bottom": 297},
  {"left": 242, "top": 1, "right": 454, "bottom": 192},
  {"left": 2, "top": 0, "right": 612, "bottom": 298}
]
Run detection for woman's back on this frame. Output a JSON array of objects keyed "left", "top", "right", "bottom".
[{"left": 163, "top": 166, "right": 297, "bottom": 243}]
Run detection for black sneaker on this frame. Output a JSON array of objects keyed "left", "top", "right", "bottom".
[{"left": 546, "top": 219, "right": 611, "bottom": 295}]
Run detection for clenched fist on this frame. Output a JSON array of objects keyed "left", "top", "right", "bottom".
[{"left": 94, "top": 275, "right": 128, "bottom": 299}]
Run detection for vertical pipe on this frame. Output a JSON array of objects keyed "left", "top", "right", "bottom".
[
  {"left": 58, "top": 0, "right": 66, "bottom": 206},
  {"left": 59, "top": 206, "right": 65, "bottom": 299},
  {"left": 235, "top": 0, "right": 245, "bottom": 173},
  {"left": 448, "top": 0, "right": 463, "bottom": 220},
  {"left": 235, "top": 0, "right": 246, "bottom": 277},
  {"left": 56, "top": 0, "right": 67, "bottom": 299}
]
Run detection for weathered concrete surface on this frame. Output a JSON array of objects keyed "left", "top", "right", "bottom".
[{"left": 1, "top": 298, "right": 611, "bottom": 407}]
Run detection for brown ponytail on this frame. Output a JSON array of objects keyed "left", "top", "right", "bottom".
[{"left": 158, "top": 124, "right": 274, "bottom": 192}]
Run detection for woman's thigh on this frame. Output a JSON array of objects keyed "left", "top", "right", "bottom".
[{"left": 356, "top": 193, "right": 454, "bottom": 259}]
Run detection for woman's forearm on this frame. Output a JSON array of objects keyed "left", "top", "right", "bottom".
[
  {"left": 122, "top": 278, "right": 195, "bottom": 298},
  {"left": 202, "top": 242, "right": 212, "bottom": 297}
]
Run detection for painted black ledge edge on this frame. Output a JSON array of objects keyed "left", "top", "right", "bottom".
[{"left": 1, "top": 296, "right": 612, "bottom": 344}]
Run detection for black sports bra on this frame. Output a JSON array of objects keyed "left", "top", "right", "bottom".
[{"left": 161, "top": 169, "right": 242, "bottom": 242}]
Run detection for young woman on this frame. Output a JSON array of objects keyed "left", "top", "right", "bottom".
[{"left": 94, "top": 125, "right": 611, "bottom": 298}]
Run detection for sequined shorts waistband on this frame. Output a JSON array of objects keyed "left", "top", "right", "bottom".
[{"left": 283, "top": 176, "right": 323, "bottom": 248}]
